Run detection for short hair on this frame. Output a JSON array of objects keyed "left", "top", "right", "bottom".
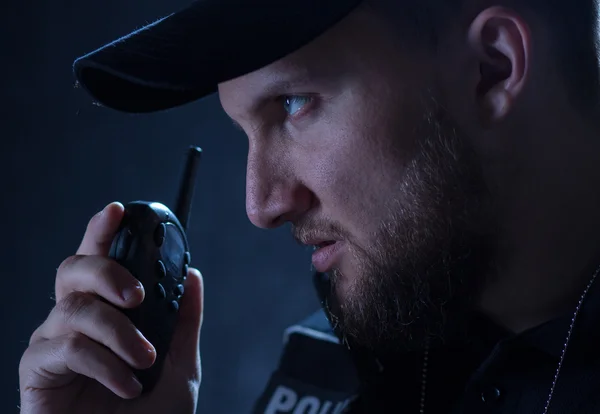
[{"left": 365, "top": 0, "right": 600, "bottom": 111}]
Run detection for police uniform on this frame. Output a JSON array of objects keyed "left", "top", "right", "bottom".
[{"left": 252, "top": 272, "right": 600, "bottom": 413}]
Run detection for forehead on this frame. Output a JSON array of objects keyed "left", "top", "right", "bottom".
[
  {"left": 219, "top": 47, "right": 336, "bottom": 104},
  {"left": 217, "top": 8, "right": 406, "bottom": 114}
]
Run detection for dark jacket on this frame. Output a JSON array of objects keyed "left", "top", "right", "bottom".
[{"left": 252, "top": 273, "right": 600, "bottom": 413}]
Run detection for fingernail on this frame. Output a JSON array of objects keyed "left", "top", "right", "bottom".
[{"left": 122, "top": 282, "right": 143, "bottom": 302}]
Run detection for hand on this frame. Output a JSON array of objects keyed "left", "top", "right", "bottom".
[{"left": 19, "top": 202, "right": 204, "bottom": 414}]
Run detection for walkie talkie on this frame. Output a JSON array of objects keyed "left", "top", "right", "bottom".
[{"left": 108, "top": 146, "right": 202, "bottom": 393}]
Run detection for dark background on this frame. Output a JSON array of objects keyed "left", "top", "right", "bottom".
[{"left": 3, "top": 0, "right": 320, "bottom": 412}]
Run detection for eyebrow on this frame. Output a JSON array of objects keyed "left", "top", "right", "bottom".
[
  {"left": 227, "top": 75, "right": 312, "bottom": 132},
  {"left": 261, "top": 75, "right": 312, "bottom": 97},
  {"left": 227, "top": 63, "right": 333, "bottom": 132}
]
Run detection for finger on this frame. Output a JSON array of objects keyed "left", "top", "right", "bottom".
[
  {"left": 20, "top": 333, "right": 143, "bottom": 400},
  {"left": 32, "top": 292, "right": 156, "bottom": 370},
  {"left": 55, "top": 255, "right": 144, "bottom": 305},
  {"left": 166, "top": 267, "right": 204, "bottom": 376},
  {"left": 77, "top": 202, "right": 124, "bottom": 256}
]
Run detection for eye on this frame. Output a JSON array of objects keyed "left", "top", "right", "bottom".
[{"left": 282, "top": 95, "right": 312, "bottom": 117}]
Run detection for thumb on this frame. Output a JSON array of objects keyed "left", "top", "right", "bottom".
[
  {"left": 77, "top": 201, "right": 124, "bottom": 256},
  {"left": 166, "top": 267, "right": 204, "bottom": 377}
]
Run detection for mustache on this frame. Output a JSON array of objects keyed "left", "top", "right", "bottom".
[{"left": 291, "top": 216, "right": 346, "bottom": 246}]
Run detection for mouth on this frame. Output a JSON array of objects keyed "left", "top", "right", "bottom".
[
  {"left": 311, "top": 241, "right": 344, "bottom": 272},
  {"left": 312, "top": 240, "right": 336, "bottom": 251}
]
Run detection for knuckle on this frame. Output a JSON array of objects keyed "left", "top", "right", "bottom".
[
  {"left": 56, "top": 255, "right": 83, "bottom": 277},
  {"left": 28, "top": 325, "right": 45, "bottom": 346},
  {"left": 55, "top": 255, "right": 84, "bottom": 294},
  {"left": 57, "top": 292, "right": 95, "bottom": 325}
]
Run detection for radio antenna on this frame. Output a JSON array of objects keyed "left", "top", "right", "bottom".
[{"left": 174, "top": 146, "right": 202, "bottom": 231}]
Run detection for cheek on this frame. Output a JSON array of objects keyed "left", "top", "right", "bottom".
[
  {"left": 293, "top": 87, "right": 419, "bottom": 234},
  {"left": 302, "top": 127, "right": 398, "bottom": 237},
  {"left": 309, "top": 153, "right": 358, "bottom": 214}
]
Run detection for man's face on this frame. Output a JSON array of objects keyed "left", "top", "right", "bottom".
[{"left": 219, "top": 8, "right": 495, "bottom": 354}]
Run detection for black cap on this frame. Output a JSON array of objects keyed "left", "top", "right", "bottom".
[{"left": 73, "top": 0, "right": 363, "bottom": 113}]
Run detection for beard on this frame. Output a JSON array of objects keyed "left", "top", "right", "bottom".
[{"left": 294, "top": 99, "right": 496, "bottom": 357}]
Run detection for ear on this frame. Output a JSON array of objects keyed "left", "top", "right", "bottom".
[{"left": 467, "top": 7, "right": 531, "bottom": 123}]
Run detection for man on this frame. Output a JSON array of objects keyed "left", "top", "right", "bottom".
[{"left": 17, "top": 0, "right": 600, "bottom": 412}]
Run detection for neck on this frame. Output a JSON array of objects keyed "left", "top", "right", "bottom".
[{"left": 478, "top": 111, "right": 600, "bottom": 334}]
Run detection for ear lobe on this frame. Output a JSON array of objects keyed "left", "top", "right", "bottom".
[
  {"left": 467, "top": 7, "right": 530, "bottom": 123},
  {"left": 485, "top": 87, "right": 512, "bottom": 121}
]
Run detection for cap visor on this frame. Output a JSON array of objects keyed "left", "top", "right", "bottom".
[{"left": 73, "top": 0, "right": 362, "bottom": 113}]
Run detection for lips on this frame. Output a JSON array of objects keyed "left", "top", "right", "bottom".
[{"left": 311, "top": 241, "right": 344, "bottom": 272}]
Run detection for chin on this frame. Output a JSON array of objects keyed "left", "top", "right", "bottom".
[{"left": 324, "top": 236, "right": 492, "bottom": 356}]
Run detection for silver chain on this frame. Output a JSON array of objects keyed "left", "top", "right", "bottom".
[
  {"left": 418, "top": 265, "right": 600, "bottom": 414},
  {"left": 542, "top": 265, "right": 600, "bottom": 413},
  {"left": 420, "top": 337, "right": 430, "bottom": 414}
]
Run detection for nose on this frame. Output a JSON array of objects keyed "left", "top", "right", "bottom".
[{"left": 245, "top": 149, "right": 313, "bottom": 229}]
